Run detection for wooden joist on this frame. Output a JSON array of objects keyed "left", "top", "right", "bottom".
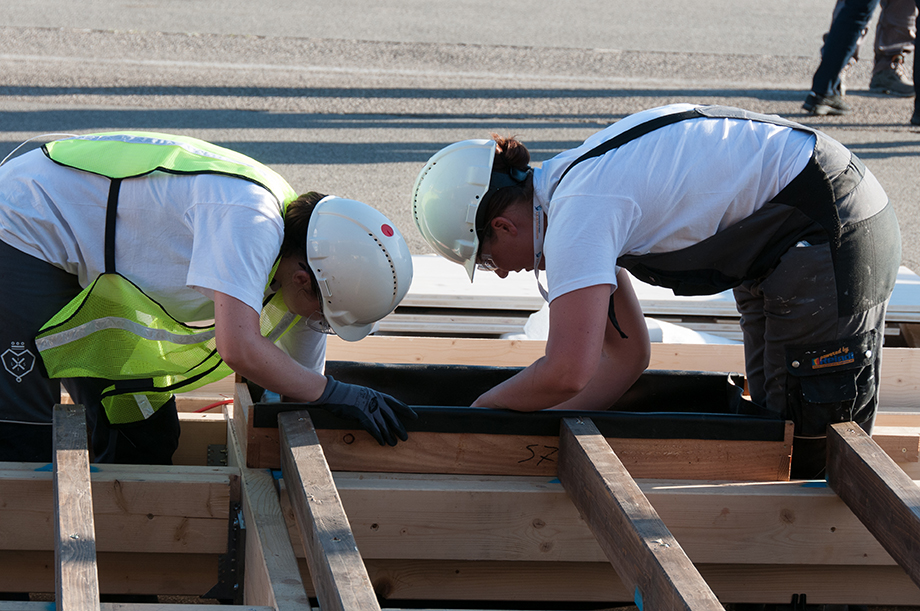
[
  {"left": 278, "top": 410, "right": 380, "bottom": 611},
  {"left": 135, "top": 410, "right": 920, "bottom": 480},
  {"left": 247, "top": 422, "right": 794, "bottom": 480},
  {"left": 283, "top": 473, "right": 895, "bottom": 566},
  {"left": 354, "top": 560, "right": 920, "bottom": 605},
  {"left": 0, "top": 463, "right": 232, "bottom": 554},
  {"left": 225, "top": 384, "right": 311, "bottom": 610},
  {"left": 0, "top": 551, "right": 222, "bottom": 596},
  {"left": 556, "top": 417, "right": 723, "bottom": 609},
  {"left": 826, "top": 422, "right": 920, "bottom": 590},
  {"left": 53, "top": 403, "right": 100, "bottom": 611}
]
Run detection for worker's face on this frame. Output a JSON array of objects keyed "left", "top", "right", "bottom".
[{"left": 476, "top": 207, "right": 535, "bottom": 279}]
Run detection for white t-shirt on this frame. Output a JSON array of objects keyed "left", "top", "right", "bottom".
[
  {"left": 533, "top": 104, "right": 817, "bottom": 302},
  {"left": 0, "top": 148, "right": 325, "bottom": 370}
]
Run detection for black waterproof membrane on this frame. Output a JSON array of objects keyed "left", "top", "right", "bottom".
[{"left": 252, "top": 362, "right": 787, "bottom": 442}]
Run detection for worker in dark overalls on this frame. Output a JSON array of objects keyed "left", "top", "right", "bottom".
[{"left": 412, "top": 104, "right": 901, "bottom": 481}]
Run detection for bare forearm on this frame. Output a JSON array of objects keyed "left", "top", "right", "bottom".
[
  {"left": 214, "top": 291, "right": 327, "bottom": 403},
  {"left": 472, "top": 356, "right": 582, "bottom": 411},
  {"left": 551, "top": 272, "right": 651, "bottom": 411},
  {"left": 226, "top": 335, "right": 327, "bottom": 402},
  {"left": 550, "top": 349, "right": 645, "bottom": 411}
]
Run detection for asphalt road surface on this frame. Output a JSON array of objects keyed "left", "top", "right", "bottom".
[{"left": 2, "top": 0, "right": 918, "bottom": 272}]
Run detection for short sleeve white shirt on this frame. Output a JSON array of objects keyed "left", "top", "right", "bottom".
[{"left": 532, "top": 104, "right": 817, "bottom": 302}]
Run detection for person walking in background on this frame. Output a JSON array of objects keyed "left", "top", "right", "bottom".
[
  {"left": 866, "top": 0, "right": 916, "bottom": 95},
  {"left": 829, "top": 0, "right": 916, "bottom": 97},
  {"left": 804, "top": 0, "right": 916, "bottom": 116}
]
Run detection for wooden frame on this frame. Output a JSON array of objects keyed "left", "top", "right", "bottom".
[
  {"left": 279, "top": 410, "right": 380, "bottom": 611},
  {"left": 557, "top": 417, "right": 722, "bottom": 609},
  {"left": 53, "top": 403, "right": 101, "bottom": 611},
  {"left": 827, "top": 422, "right": 920, "bottom": 589},
  {"left": 4, "top": 340, "right": 920, "bottom": 608}
]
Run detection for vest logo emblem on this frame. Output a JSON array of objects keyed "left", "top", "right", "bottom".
[
  {"left": 812, "top": 346, "right": 855, "bottom": 369},
  {"left": 3, "top": 342, "right": 36, "bottom": 382}
]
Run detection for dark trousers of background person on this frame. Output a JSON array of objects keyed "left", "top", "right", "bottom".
[
  {"left": 830, "top": 0, "right": 917, "bottom": 80},
  {"left": 0, "top": 239, "right": 179, "bottom": 465},
  {"left": 812, "top": 0, "right": 882, "bottom": 98},
  {"left": 915, "top": 0, "right": 920, "bottom": 120}
]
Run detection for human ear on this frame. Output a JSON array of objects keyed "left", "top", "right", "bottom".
[
  {"left": 293, "top": 263, "right": 314, "bottom": 292},
  {"left": 490, "top": 216, "right": 518, "bottom": 237}
]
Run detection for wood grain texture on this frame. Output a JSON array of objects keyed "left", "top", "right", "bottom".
[
  {"left": 557, "top": 417, "right": 723, "bottom": 610},
  {"left": 53, "top": 403, "right": 100, "bottom": 611},
  {"left": 277, "top": 472, "right": 896, "bottom": 566},
  {"left": 246, "top": 424, "right": 793, "bottom": 480},
  {"left": 826, "top": 422, "right": 920, "bottom": 589},
  {"left": 225, "top": 396, "right": 311, "bottom": 610},
  {"left": 278, "top": 410, "right": 380, "bottom": 611}
]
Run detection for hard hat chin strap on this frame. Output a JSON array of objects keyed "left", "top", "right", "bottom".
[{"left": 533, "top": 203, "right": 548, "bottom": 301}]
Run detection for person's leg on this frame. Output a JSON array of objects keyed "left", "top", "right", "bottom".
[
  {"left": 807, "top": 0, "right": 882, "bottom": 113},
  {"left": 755, "top": 241, "right": 888, "bottom": 479},
  {"left": 0, "top": 240, "right": 82, "bottom": 463},
  {"left": 870, "top": 0, "right": 916, "bottom": 95},
  {"left": 824, "top": 0, "right": 871, "bottom": 94},
  {"left": 64, "top": 377, "right": 180, "bottom": 465},
  {"left": 733, "top": 282, "right": 771, "bottom": 413},
  {"left": 914, "top": 0, "right": 920, "bottom": 122}
]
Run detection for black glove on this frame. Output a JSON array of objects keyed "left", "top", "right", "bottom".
[{"left": 310, "top": 375, "right": 418, "bottom": 446}]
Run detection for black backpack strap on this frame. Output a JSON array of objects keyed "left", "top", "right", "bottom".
[
  {"left": 104, "top": 178, "right": 123, "bottom": 274},
  {"left": 557, "top": 108, "right": 704, "bottom": 185},
  {"left": 557, "top": 108, "right": 704, "bottom": 336}
]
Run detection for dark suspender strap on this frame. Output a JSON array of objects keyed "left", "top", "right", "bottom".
[
  {"left": 608, "top": 294, "right": 628, "bottom": 339},
  {"left": 557, "top": 108, "right": 704, "bottom": 185},
  {"left": 104, "top": 178, "right": 122, "bottom": 274},
  {"left": 557, "top": 109, "right": 704, "bottom": 339}
]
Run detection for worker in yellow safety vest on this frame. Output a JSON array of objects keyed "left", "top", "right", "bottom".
[{"left": 0, "top": 132, "right": 416, "bottom": 464}]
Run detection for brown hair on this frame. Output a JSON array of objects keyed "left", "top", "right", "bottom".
[
  {"left": 479, "top": 135, "right": 534, "bottom": 244},
  {"left": 280, "top": 191, "right": 326, "bottom": 259}
]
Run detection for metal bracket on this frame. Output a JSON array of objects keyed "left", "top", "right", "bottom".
[
  {"left": 207, "top": 443, "right": 228, "bottom": 467},
  {"left": 202, "top": 501, "right": 245, "bottom": 604}
]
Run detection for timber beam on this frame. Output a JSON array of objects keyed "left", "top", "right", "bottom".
[
  {"left": 278, "top": 410, "right": 380, "bottom": 611},
  {"left": 226, "top": 382, "right": 311, "bottom": 610},
  {"left": 827, "top": 421, "right": 920, "bottom": 589},
  {"left": 53, "top": 403, "right": 101, "bottom": 611},
  {"left": 555, "top": 417, "right": 722, "bottom": 609}
]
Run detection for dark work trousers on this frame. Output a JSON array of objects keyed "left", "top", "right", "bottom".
[
  {"left": 915, "top": 0, "right": 920, "bottom": 116},
  {"left": 811, "top": 0, "right": 882, "bottom": 97},
  {"left": 0, "top": 239, "right": 179, "bottom": 465},
  {"left": 734, "top": 240, "right": 888, "bottom": 479}
]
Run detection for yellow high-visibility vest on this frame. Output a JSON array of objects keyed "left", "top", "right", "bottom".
[{"left": 35, "top": 132, "right": 299, "bottom": 424}]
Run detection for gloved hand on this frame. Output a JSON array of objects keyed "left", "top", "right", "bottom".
[{"left": 310, "top": 375, "right": 418, "bottom": 446}]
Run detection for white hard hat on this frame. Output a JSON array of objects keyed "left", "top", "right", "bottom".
[
  {"left": 306, "top": 196, "right": 413, "bottom": 342},
  {"left": 411, "top": 139, "right": 497, "bottom": 281}
]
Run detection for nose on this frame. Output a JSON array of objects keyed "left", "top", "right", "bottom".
[{"left": 495, "top": 269, "right": 509, "bottom": 279}]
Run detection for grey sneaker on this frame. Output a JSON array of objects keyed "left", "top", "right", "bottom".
[
  {"left": 803, "top": 93, "right": 851, "bottom": 116},
  {"left": 870, "top": 55, "right": 915, "bottom": 97}
]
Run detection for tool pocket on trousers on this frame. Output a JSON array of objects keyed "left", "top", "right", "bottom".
[{"left": 784, "top": 329, "right": 879, "bottom": 437}]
